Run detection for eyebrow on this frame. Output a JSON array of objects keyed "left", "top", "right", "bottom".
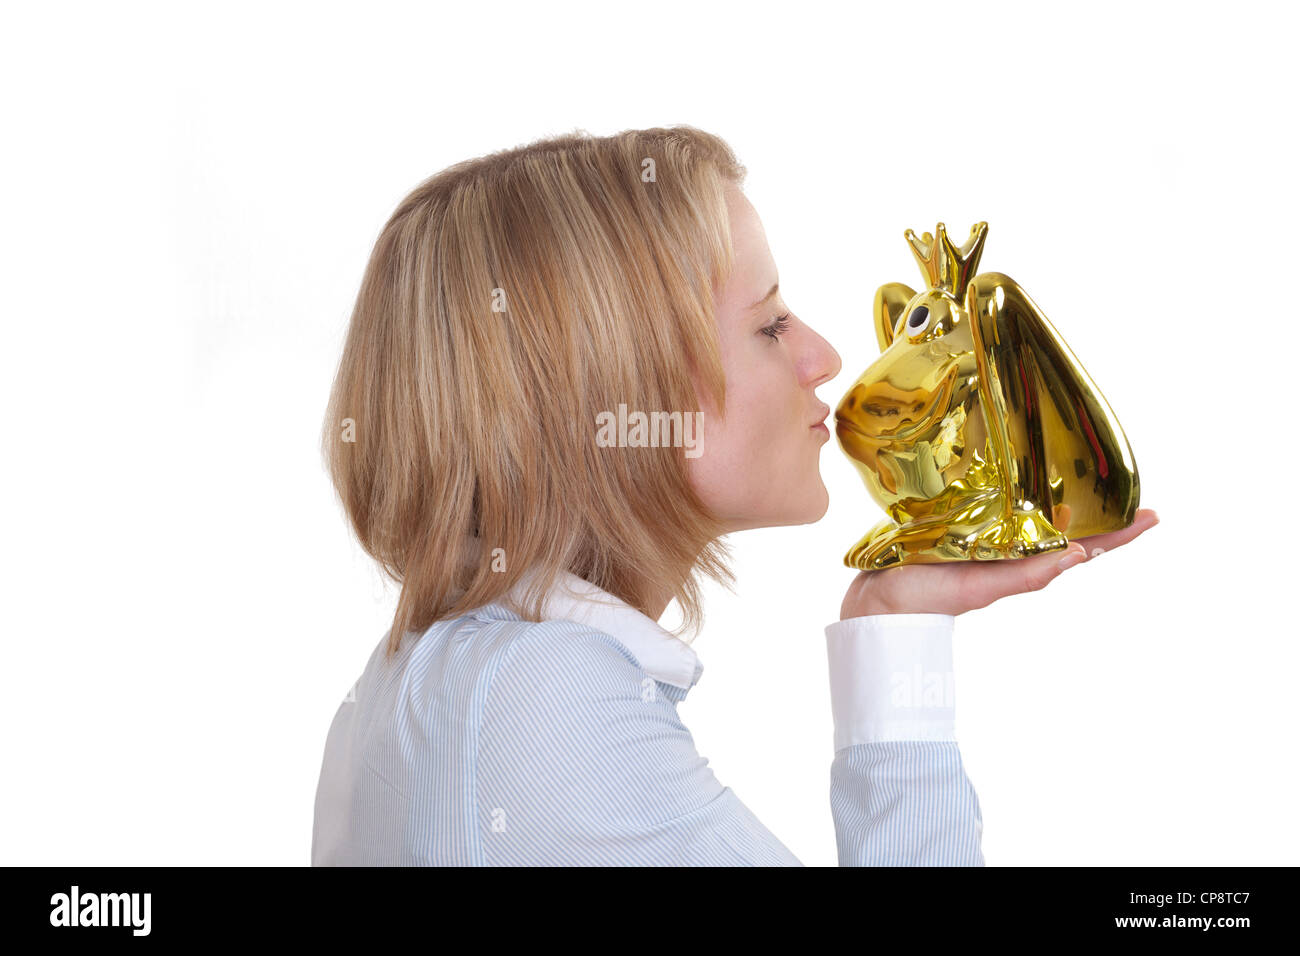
[{"left": 749, "top": 282, "right": 779, "bottom": 311}]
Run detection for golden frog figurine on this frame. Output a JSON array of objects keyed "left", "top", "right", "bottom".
[{"left": 835, "top": 222, "right": 1140, "bottom": 571}]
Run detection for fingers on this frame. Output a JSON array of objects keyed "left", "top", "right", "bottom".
[
  {"left": 1028, "top": 543, "right": 1088, "bottom": 588},
  {"left": 947, "top": 544, "right": 1085, "bottom": 610},
  {"left": 1020, "top": 509, "right": 1159, "bottom": 593},
  {"left": 993, "top": 544, "right": 1089, "bottom": 601},
  {"left": 1069, "top": 508, "right": 1159, "bottom": 559},
  {"left": 1055, "top": 542, "right": 1088, "bottom": 571},
  {"left": 844, "top": 509, "right": 1161, "bottom": 617},
  {"left": 952, "top": 517, "right": 1141, "bottom": 609}
]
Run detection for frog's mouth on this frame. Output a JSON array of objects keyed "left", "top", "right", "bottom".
[
  {"left": 835, "top": 345, "right": 969, "bottom": 448},
  {"left": 836, "top": 378, "right": 954, "bottom": 444},
  {"left": 834, "top": 414, "right": 871, "bottom": 442}
]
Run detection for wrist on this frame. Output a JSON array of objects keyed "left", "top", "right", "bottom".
[
  {"left": 843, "top": 593, "right": 957, "bottom": 618},
  {"left": 841, "top": 596, "right": 904, "bottom": 618}
]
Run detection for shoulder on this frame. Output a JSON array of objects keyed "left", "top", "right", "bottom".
[
  {"left": 393, "top": 614, "right": 650, "bottom": 715},
  {"left": 477, "top": 616, "right": 698, "bottom": 761},
  {"left": 481, "top": 618, "right": 668, "bottom": 732},
  {"left": 474, "top": 618, "right": 723, "bottom": 832}
]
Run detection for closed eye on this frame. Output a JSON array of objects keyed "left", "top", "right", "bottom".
[{"left": 761, "top": 313, "right": 792, "bottom": 340}]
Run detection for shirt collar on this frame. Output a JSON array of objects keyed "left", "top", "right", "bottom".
[{"left": 473, "top": 562, "right": 704, "bottom": 692}]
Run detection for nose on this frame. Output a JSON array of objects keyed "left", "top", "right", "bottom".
[{"left": 804, "top": 325, "right": 842, "bottom": 388}]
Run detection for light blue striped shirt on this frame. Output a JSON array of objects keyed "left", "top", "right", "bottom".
[{"left": 312, "top": 570, "right": 984, "bottom": 866}]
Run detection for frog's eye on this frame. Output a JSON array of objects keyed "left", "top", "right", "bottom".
[{"left": 905, "top": 305, "right": 930, "bottom": 334}]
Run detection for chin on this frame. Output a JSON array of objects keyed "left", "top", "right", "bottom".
[
  {"left": 805, "top": 482, "right": 831, "bottom": 522},
  {"left": 728, "top": 475, "right": 830, "bottom": 531},
  {"left": 781, "top": 481, "right": 830, "bottom": 526}
]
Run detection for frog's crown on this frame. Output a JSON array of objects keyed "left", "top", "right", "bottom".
[{"left": 905, "top": 221, "right": 988, "bottom": 298}]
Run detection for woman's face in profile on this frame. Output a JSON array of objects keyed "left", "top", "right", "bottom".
[{"left": 688, "top": 184, "right": 842, "bottom": 533}]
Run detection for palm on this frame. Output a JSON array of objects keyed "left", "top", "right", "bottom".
[{"left": 841, "top": 508, "right": 1160, "bottom": 619}]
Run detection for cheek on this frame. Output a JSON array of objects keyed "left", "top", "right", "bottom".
[
  {"left": 688, "top": 340, "right": 819, "bottom": 496},
  {"left": 686, "top": 387, "right": 766, "bottom": 505},
  {"left": 701, "top": 378, "right": 805, "bottom": 481},
  {"left": 712, "top": 345, "right": 807, "bottom": 440},
  {"left": 733, "top": 370, "right": 804, "bottom": 445},
  {"left": 708, "top": 381, "right": 775, "bottom": 459}
]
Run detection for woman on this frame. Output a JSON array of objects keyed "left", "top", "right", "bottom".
[{"left": 310, "top": 126, "right": 1157, "bottom": 866}]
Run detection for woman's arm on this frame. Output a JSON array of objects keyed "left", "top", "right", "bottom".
[
  {"left": 474, "top": 616, "right": 980, "bottom": 866},
  {"left": 475, "top": 512, "right": 1158, "bottom": 866},
  {"left": 827, "top": 508, "right": 1161, "bottom": 866},
  {"left": 824, "top": 614, "right": 983, "bottom": 865}
]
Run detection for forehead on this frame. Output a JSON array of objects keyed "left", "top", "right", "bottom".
[{"left": 721, "top": 186, "right": 775, "bottom": 307}]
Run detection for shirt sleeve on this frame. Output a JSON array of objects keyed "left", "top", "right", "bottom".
[
  {"left": 824, "top": 614, "right": 985, "bottom": 866},
  {"left": 475, "top": 616, "right": 983, "bottom": 866}
]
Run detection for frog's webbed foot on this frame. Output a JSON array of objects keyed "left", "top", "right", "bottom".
[
  {"left": 845, "top": 519, "right": 892, "bottom": 570},
  {"left": 844, "top": 517, "right": 950, "bottom": 571},
  {"left": 969, "top": 509, "right": 1068, "bottom": 560},
  {"left": 844, "top": 507, "right": 1068, "bottom": 570}
]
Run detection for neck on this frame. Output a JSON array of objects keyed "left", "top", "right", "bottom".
[
  {"left": 645, "top": 586, "right": 674, "bottom": 623},
  {"left": 643, "top": 534, "right": 725, "bottom": 622}
]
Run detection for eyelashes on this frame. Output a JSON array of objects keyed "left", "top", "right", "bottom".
[{"left": 760, "top": 313, "right": 792, "bottom": 341}]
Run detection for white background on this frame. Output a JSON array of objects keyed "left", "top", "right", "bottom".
[{"left": 2, "top": 0, "right": 1296, "bottom": 866}]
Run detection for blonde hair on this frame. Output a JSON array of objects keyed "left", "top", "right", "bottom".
[{"left": 323, "top": 126, "right": 747, "bottom": 659}]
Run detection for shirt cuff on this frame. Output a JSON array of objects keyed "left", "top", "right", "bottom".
[{"left": 824, "top": 613, "right": 957, "bottom": 751}]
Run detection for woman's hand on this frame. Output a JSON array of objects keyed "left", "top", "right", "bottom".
[{"left": 840, "top": 508, "right": 1160, "bottom": 619}]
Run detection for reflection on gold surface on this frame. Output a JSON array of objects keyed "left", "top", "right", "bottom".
[{"left": 835, "top": 222, "right": 1139, "bottom": 570}]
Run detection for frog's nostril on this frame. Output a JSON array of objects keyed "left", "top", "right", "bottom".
[{"left": 907, "top": 305, "right": 930, "bottom": 330}]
